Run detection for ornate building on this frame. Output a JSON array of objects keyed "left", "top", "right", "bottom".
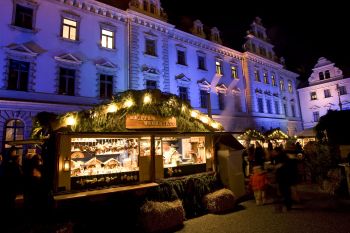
[
  {"left": 0, "top": 0, "right": 302, "bottom": 152},
  {"left": 298, "top": 57, "right": 350, "bottom": 129}
]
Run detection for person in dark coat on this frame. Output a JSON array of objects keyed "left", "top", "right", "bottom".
[{"left": 0, "top": 146, "right": 23, "bottom": 216}]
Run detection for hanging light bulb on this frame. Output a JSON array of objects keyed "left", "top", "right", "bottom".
[
  {"left": 66, "top": 116, "right": 76, "bottom": 126},
  {"left": 143, "top": 94, "right": 152, "bottom": 104},
  {"left": 107, "top": 104, "right": 118, "bottom": 113},
  {"left": 124, "top": 98, "right": 134, "bottom": 108}
]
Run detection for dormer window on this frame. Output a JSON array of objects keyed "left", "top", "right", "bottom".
[
  {"left": 325, "top": 70, "right": 330, "bottom": 79},
  {"left": 143, "top": 0, "right": 148, "bottom": 11},
  {"left": 196, "top": 26, "right": 202, "bottom": 34},
  {"left": 288, "top": 80, "right": 293, "bottom": 93},
  {"left": 150, "top": 2, "right": 156, "bottom": 14},
  {"left": 319, "top": 72, "right": 324, "bottom": 80}
]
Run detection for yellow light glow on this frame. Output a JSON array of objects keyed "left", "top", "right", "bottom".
[
  {"left": 66, "top": 116, "right": 76, "bottom": 126},
  {"left": 63, "top": 157, "right": 70, "bottom": 172},
  {"left": 143, "top": 94, "right": 152, "bottom": 104},
  {"left": 190, "top": 110, "right": 198, "bottom": 118},
  {"left": 124, "top": 99, "right": 134, "bottom": 108},
  {"left": 107, "top": 104, "right": 118, "bottom": 113},
  {"left": 181, "top": 105, "right": 187, "bottom": 111},
  {"left": 211, "top": 122, "right": 219, "bottom": 129},
  {"left": 200, "top": 116, "right": 209, "bottom": 124}
]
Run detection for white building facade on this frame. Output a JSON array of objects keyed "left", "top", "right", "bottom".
[
  {"left": 0, "top": 0, "right": 302, "bottom": 152},
  {"left": 298, "top": 57, "right": 350, "bottom": 129}
]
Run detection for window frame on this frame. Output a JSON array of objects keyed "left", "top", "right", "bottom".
[
  {"left": 7, "top": 59, "right": 30, "bottom": 91},
  {"left": 176, "top": 50, "right": 187, "bottom": 66},
  {"left": 11, "top": 0, "right": 38, "bottom": 32},
  {"left": 61, "top": 17, "right": 78, "bottom": 41},
  {"left": 99, "top": 74, "right": 114, "bottom": 99},
  {"left": 324, "top": 89, "right": 331, "bottom": 98},
  {"left": 179, "top": 86, "right": 189, "bottom": 102},
  {"left": 145, "top": 38, "right": 157, "bottom": 56},
  {"left": 58, "top": 67, "right": 76, "bottom": 96},
  {"left": 146, "top": 80, "right": 157, "bottom": 90},
  {"left": 310, "top": 91, "right": 317, "bottom": 100},
  {"left": 231, "top": 66, "right": 238, "bottom": 79},
  {"left": 3, "top": 119, "right": 25, "bottom": 150},
  {"left": 215, "top": 60, "right": 223, "bottom": 75},
  {"left": 288, "top": 80, "right": 293, "bottom": 93},
  {"left": 313, "top": 111, "right": 320, "bottom": 122},
  {"left": 257, "top": 97, "right": 264, "bottom": 113},
  {"left": 218, "top": 92, "right": 225, "bottom": 110}
]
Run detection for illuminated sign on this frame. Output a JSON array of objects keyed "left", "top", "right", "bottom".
[{"left": 126, "top": 114, "right": 177, "bottom": 129}]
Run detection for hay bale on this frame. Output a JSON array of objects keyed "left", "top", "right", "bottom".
[
  {"left": 203, "top": 188, "right": 236, "bottom": 214},
  {"left": 140, "top": 199, "right": 185, "bottom": 232}
]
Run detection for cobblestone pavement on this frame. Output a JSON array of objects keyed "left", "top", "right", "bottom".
[{"left": 176, "top": 184, "right": 350, "bottom": 233}]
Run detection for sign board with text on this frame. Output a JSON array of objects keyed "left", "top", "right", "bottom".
[{"left": 126, "top": 114, "right": 177, "bottom": 129}]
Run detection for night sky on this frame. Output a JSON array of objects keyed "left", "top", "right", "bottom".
[
  {"left": 160, "top": 1, "right": 349, "bottom": 81},
  {"left": 99, "top": 0, "right": 348, "bottom": 81}
]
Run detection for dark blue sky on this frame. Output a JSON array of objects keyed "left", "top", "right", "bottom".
[{"left": 161, "top": 1, "right": 349, "bottom": 80}]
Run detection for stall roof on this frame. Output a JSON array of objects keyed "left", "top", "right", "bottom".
[{"left": 213, "top": 132, "right": 245, "bottom": 150}]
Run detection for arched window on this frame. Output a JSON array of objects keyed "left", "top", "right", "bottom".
[{"left": 3, "top": 119, "right": 24, "bottom": 149}]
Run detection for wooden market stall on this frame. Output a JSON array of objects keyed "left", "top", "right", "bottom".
[{"left": 32, "top": 90, "right": 225, "bottom": 194}]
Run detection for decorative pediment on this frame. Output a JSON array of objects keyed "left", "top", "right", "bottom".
[
  {"left": 54, "top": 53, "right": 82, "bottom": 65},
  {"left": 6, "top": 41, "right": 45, "bottom": 57},
  {"left": 96, "top": 59, "right": 117, "bottom": 70},
  {"left": 175, "top": 73, "right": 191, "bottom": 82},
  {"left": 232, "top": 87, "right": 241, "bottom": 94},
  {"left": 141, "top": 64, "right": 160, "bottom": 75},
  {"left": 197, "top": 78, "right": 211, "bottom": 90},
  {"left": 309, "top": 105, "right": 320, "bottom": 110},
  {"left": 216, "top": 83, "right": 227, "bottom": 93},
  {"left": 323, "top": 103, "right": 335, "bottom": 108}
]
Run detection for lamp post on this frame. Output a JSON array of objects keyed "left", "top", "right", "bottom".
[{"left": 336, "top": 84, "right": 343, "bottom": 111}]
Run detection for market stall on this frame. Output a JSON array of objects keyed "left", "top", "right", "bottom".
[{"left": 32, "top": 90, "right": 224, "bottom": 193}]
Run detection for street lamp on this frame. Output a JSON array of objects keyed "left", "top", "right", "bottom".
[{"left": 336, "top": 84, "right": 343, "bottom": 111}]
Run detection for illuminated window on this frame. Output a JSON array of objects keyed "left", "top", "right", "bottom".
[
  {"left": 313, "top": 111, "right": 319, "bottom": 122},
  {"left": 101, "top": 29, "right": 114, "bottom": 49},
  {"left": 254, "top": 70, "right": 260, "bottom": 82},
  {"left": 4, "top": 119, "right": 24, "bottom": 149},
  {"left": 324, "top": 89, "right": 331, "bottom": 98},
  {"left": 177, "top": 50, "right": 186, "bottom": 65},
  {"left": 179, "top": 86, "right": 189, "bottom": 102},
  {"left": 14, "top": 4, "right": 33, "bottom": 29},
  {"left": 200, "top": 90, "right": 208, "bottom": 108},
  {"left": 288, "top": 80, "right": 293, "bottom": 93},
  {"left": 146, "top": 80, "right": 157, "bottom": 90},
  {"left": 198, "top": 55, "right": 206, "bottom": 70},
  {"left": 100, "top": 74, "right": 113, "bottom": 99},
  {"left": 325, "top": 70, "right": 331, "bottom": 79},
  {"left": 62, "top": 18, "right": 77, "bottom": 40},
  {"left": 145, "top": 39, "right": 156, "bottom": 56},
  {"left": 8, "top": 59, "right": 29, "bottom": 91},
  {"left": 218, "top": 93, "right": 225, "bottom": 110},
  {"left": 231, "top": 66, "right": 238, "bottom": 79},
  {"left": 279, "top": 80, "right": 284, "bottom": 91},
  {"left": 215, "top": 61, "right": 223, "bottom": 75},
  {"left": 310, "top": 91, "right": 317, "bottom": 100},
  {"left": 257, "top": 98, "right": 264, "bottom": 113},
  {"left": 263, "top": 72, "right": 269, "bottom": 84},
  {"left": 271, "top": 74, "right": 276, "bottom": 86},
  {"left": 58, "top": 67, "right": 75, "bottom": 96},
  {"left": 319, "top": 72, "right": 324, "bottom": 80}
]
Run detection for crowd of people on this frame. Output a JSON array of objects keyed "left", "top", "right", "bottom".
[
  {"left": 0, "top": 146, "right": 53, "bottom": 227},
  {"left": 244, "top": 141, "right": 304, "bottom": 212}
]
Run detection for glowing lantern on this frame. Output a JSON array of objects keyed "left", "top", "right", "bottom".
[
  {"left": 66, "top": 116, "right": 76, "bottom": 126},
  {"left": 107, "top": 104, "right": 118, "bottom": 113},
  {"left": 124, "top": 99, "right": 134, "bottom": 108},
  {"left": 143, "top": 94, "right": 152, "bottom": 104}
]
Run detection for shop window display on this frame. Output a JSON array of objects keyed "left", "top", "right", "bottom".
[{"left": 70, "top": 137, "right": 139, "bottom": 177}]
